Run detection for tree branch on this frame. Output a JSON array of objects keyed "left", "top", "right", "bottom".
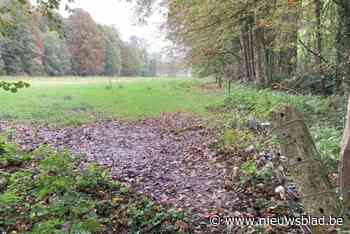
[{"left": 298, "top": 38, "right": 329, "bottom": 64}]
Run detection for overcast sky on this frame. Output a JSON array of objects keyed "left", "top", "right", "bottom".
[{"left": 58, "top": 0, "right": 169, "bottom": 52}]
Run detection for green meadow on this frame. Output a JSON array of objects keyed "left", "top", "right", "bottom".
[{"left": 0, "top": 77, "right": 224, "bottom": 125}]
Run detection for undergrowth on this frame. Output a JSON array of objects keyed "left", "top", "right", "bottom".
[
  {"left": 0, "top": 138, "right": 184, "bottom": 234},
  {"left": 223, "top": 85, "right": 345, "bottom": 128},
  {"left": 217, "top": 84, "right": 346, "bottom": 169}
]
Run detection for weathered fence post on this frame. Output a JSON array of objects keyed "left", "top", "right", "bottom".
[
  {"left": 272, "top": 105, "right": 341, "bottom": 233},
  {"left": 340, "top": 96, "right": 350, "bottom": 213}
]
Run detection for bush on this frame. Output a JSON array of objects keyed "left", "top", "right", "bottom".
[{"left": 311, "top": 126, "right": 342, "bottom": 170}]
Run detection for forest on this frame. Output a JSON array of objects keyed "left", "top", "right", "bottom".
[
  {"left": 0, "top": 0, "right": 186, "bottom": 78},
  {"left": 150, "top": 0, "right": 350, "bottom": 96},
  {"left": 1, "top": 0, "right": 350, "bottom": 233}
]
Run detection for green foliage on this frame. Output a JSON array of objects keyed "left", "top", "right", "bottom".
[
  {"left": 222, "top": 128, "right": 236, "bottom": 147},
  {"left": 127, "top": 199, "right": 183, "bottom": 233},
  {"left": 42, "top": 31, "right": 71, "bottom": 76},
  {"left": 0, "top": 80, "right": 30, "bottom": 92},
  {"left": 222, "top": 83, "right": 344, "bottom": 172},
  {"left": 0, "top": 141, "right": 183, "bottom": 233},
  {"left": 0, "top": 1, "right": 168, "bottom": 79},
  {"left": 121, "top": 43, "right": 143, "bottom": 76},
  {"left": 0, "top": 1, "right": 45, "bottom": 76},
  {"left": 224, "top": 84, "right": 335, "bottom": 127},
  {"left": 131, "top": 0, "right": 349, "bottom": 93},
  {"left": 311, "top": 126, "right": 342, "bottom": 169},
  {"left": 291, "top": 70, "right": 339, "bottom": 95},
  {"left": 76, "top": 164, "right": 109, "bottom": 190},
  {"left": 8, "top": 171, "right": 34, "bottom": 193},
  {"left": 30, "top": 219, "right": 65, "bottom": 234},
  {"left": 0, "top": 0, "right": 64, "bottom": 32},
  {"left": 120, "top": 36, "right": 158, "bottom": 77},
  {"left": 100, "top": 25, "right": 122, "bottom": 76},
  {"left": 0, "top": 139, "right": 31, "bottom": 167},
  {"left": 0, "top": 191, "right": 21, "bottom": 206},
  {"left": 241, "top": 160, "right": 257, "bottom": 176},
  {"left": 239, "top": 159, "right": 275, "bottom": 186},
  {"left": 256, "top": 163, "right": 274, "bottom": 181},
  {"left": 220, "top": 128, "right": 254, "bottom": 150}
]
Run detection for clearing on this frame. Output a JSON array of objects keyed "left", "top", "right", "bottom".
[
  {"left": 0, "top": 77, "right": 223, "bottom": 126},
  {"left": 1, "top": 77, "right": 331, "bottom": 233},
  {"left": 1, "top": 77, "right": 233, "bottom": 233}
]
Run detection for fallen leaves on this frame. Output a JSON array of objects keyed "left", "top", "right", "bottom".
[{"left": 0, "top": 113, "right": 304, "bottom": 233}]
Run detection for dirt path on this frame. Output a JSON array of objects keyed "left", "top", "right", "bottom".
[{"left": 0, "top": 113, "right": 239, "bottom": 233}]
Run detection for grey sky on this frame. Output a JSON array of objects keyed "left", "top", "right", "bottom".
[{"left": 58, "top": 0, "right": 169, "bottom": 53}]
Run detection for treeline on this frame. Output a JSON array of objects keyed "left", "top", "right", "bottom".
[
  {"left": 0, "top": 1, "right": 158, "bottom": 77},
  {"left": 144, "top": 0, "right": 350, "bottom": 95}
]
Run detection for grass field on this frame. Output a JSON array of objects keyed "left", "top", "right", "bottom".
[{"left": 0, "top": 77, "right": 224, "bottom": 126}]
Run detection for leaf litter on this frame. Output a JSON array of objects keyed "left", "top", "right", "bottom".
[{"left": 0, "top": 113, "right": 305, "bottom": 233}]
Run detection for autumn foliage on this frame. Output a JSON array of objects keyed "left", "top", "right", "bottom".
[
  {"left": 66, "top": 9, "right": 105, "bottom": 76},
  {"left": 0, "top": 4, "right": 162, "bottom": 77}
]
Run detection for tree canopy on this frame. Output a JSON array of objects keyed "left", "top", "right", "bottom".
[
  {"left": 2, "top": 0, "right": 350, "bottom": 94},
  {"left": 126, "top": 0, "right": 350, "bottom": 95},
  {"left": 66, "top": 9, "right": 105, "bottom": 76},
  {"left": 0, "top": 0, "right": 174, "bottom": 92}
]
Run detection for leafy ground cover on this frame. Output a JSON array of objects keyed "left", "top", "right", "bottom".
[
  {"left": 0, "top": 77, "right": 223, "bottom": 126},
  {"left": 0, "top": 138, "right": 184, "bottom": 234}
]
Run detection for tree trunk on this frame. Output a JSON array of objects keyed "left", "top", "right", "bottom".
[
  {"left": 241, "top": 30, "right": 251, "bottom": 81},
  {"left": 254, "top": 27, "right": 267, "bottom": 88},
  {"left": 249, "top": 24, "right": 256, "bottom": 81},
  {"left": 272, "top": 105, "right": 341, "bottom": 233},
  {"left": 336, "top": 1, "right": 350, "bottom": 95},
  {"left": 280, "top": 0, "right": 300, "bottom": 77},
  {"left": 340, "top": 96, "right": 350, "bottom": 213},
  {"left": 314, "top": 0, "right": 325, "bottom": 95},
  {"left": 218, "top": 76, "right": 223, "bottom": 88}
]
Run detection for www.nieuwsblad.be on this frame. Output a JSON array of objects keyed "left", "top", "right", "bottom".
[{"left": 210, "top": 215, "right": 344, "bottom": 227}]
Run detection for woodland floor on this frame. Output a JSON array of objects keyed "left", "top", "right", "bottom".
[
  {"left": 0, "top": 79, "right": 309, "bottom": 233},
  {"left": 0, "top": 111, "right": 305, "bottom": 234},
  {"left": 0, "top": 113, "right": 243, "bottom": 233}
]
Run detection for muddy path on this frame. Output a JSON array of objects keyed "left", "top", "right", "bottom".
[{"left": 0, "top": 113, "right": 240, "bottom": 233}]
